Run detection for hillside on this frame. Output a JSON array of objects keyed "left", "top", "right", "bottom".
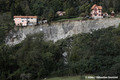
[
  {"left": 1, "top": 0, "right": 120, "bottom": 80},
  {"left": 1, "top": 0, "right": 120, "bottom": 45},
  {"left": 1, "top": 25, "right": 120, "bottom": 80},
  {"left": 6, "top": 18, "right": 120, "bottom": 45}
]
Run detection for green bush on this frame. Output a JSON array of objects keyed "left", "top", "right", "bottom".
[{"left": 1, "top": 25, "right": 120, "bottom": 79}]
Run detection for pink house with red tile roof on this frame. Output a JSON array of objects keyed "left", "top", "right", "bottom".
[
  {"left": 91, "top": 4, "right": 103, "bottom": 19},
  {"left": 14, "top": 16, "right": 38, "bottom": 26}
]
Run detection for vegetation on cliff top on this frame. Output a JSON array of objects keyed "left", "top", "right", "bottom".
[{"left": 1, "top": 0, "right": 120, "bottom": 21}]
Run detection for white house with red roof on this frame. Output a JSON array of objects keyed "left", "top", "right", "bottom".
[
  {"left": 91, "top": 4, "right": 103, "bottom": 19},
  {"left": 14, "top": 16, "right": 38, "bottom": 26}
]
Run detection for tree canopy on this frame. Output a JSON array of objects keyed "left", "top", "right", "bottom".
[
  {"left": 0, "top": 25, "right": 120, "bottom": 80},
  {"left": 1, "top": 0, "right": 120, "bottom": 20}
]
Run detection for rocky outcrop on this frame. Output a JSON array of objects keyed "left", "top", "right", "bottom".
[{"left": 5, "top": 18, "right": 120, "bottom": 45}]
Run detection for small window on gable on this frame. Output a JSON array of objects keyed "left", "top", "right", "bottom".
[{"left": 95, "top": 8, "right": 97, "bottom": 11}]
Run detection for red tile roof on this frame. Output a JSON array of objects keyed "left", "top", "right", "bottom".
[
  {"left": 98, "top": 6, "right": 102, "bottom": 10},
  {"left": 91, "top": 4, "right": 102, "bottom": 10},
  {"left": 91, "top": 4, "right": 97, "bottom": 9},
  {"left": 14, "top": 16, "right": 38, "bottom": 18}
]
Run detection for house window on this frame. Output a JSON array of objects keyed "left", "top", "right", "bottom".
[
  {"left": 95, "top": 8, "right": 97, "bottom": 11},
  {"left": 94, "top": 13, "right": 97, "bottom": 16}
]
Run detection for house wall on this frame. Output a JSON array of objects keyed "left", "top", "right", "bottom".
[
  {"left": 14, "top": 18, "right": 37, "bottom": 26},
  {"left": 27, "top": 18, "right": 37, "bottom": 25},
  {"left": 91, "top": 7, "right": 103, "bottom": 19},
  {"left": 28, "top": 18, "right": 37, "bottom": 23},
  {"left": 14, "top": 18, "right": 27, "bottom": 26}
]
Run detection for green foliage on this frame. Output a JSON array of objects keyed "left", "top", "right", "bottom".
[
  {"left": 1, "top": 0, "right": 120, "bottom": 21},
  {"left": 108, "top": 8, "right": 114, "bottom": 14},
  {"left": 61, "top": 27, "right": 120, "bottom": 76},
  {"left": 1, "top": 0, "right": 120, "bottom": 79},
  {"left": 1, "top": 26, "right": 120, "bottom": 79},
  {"left": 42, "top": 75, "right": 94, "bottom": 80},
  {"left": 0, "top": 33, "right": 63, "bottom": 80},
  {"left": 0, "top": 13, "right": 13, "bottom": 45},
  {"left": 0, "top": 45, "right": 18, "bottom": 80},
  {"left": 79, "top": 3, "right": 91, "bottom": 16},
  {"left": 66, "top": 8, "right": 75, "bottom": 17}
]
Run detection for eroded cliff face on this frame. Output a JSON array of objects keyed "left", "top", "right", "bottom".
[{"left": 5, "top": 18, "right": 120, "bottom": 45}]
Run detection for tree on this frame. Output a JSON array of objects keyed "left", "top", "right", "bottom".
[
  {"left": 10, "top": 4, "right": 15, "bottom": 18},
  {"left": 15, "top": 33, "right": 63, "bottom": 79},
  {"left": 31, "top": 0, "right": 44, "bottom": 16},
  {"left": 47, "top": 8, "right": 55, "bottom": 21},
  {"left": 66, "top": 7, "right": 75, "bottom": 17},
  {"left": 0, "top": 45, "right": 18, "bottom": 80}
]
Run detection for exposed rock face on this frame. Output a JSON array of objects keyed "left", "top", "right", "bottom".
[{"left": 5, "top": 18, "right": 120, "bottom": 45}]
